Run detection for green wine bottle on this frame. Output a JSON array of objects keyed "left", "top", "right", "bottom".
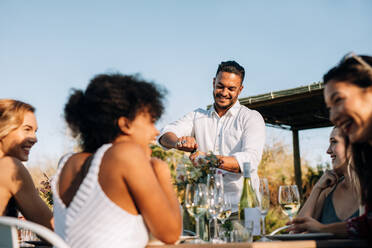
[{"left": 238, "top": 162, "right": 261, "bottom": 236}]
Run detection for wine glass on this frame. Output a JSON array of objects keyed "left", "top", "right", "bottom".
[
  {"left": 257, "top": 178, "right": 271, "bottom": 242},
  {"left": 207, "top": 172, "right": 224, "bottom": 243},
  {"left": 185, "top": 183, "right": 209, "bottom": 243},
  {"left": 217, "top": 192, "right": 232, "bottom": 225},
  {"left": 278, "top": 185, "right": 300, "bottom": 221}
]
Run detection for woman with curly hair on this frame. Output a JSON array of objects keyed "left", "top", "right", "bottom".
[
  {"left": 52, "top": 74, "right": 181, "bottom": 248},
  {"left": 0, "top": 99, "right": 53, "bottom": 229}
]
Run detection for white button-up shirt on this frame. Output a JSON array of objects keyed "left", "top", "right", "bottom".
[{"left": 160, "top": 101, "right": 265, "bottom": 212}]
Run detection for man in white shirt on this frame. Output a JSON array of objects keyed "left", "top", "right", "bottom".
[{"left": 158, "top": 61, "right": 265, "bottom": 213}]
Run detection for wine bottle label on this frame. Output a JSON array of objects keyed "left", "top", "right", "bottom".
[{"left": 243, "top": 207, "right": 261, "bottom": 235}]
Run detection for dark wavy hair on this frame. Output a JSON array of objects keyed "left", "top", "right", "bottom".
[
  {"left": 323, "top": 54, "right": 372, "bottom": 88},
  {"left": 324, "top": 54, "right": 372, "bottom": 205},
  {"left": 216, "top": 61, "right": 245, "bottom": 84},
  {"left": 64, "top": 73, "right": 166, "bottom": 153}
]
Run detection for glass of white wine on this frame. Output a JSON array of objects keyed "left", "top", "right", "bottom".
[
  {"left": 217, "top": 192, "right": 232, "bottom": 225},
  {"left": 278, "top": 185, "right": 300, "bottom": 221},
  {"left": 207, "top": 172, "right": 224, "bottom": 243},
  {"left": 185, "top": 183, "right": 209, "bottom": 243}
]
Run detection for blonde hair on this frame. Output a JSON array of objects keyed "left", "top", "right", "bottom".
[
  {"left": 0, "top": 99, "right": 35, "bottom": 140},
  {"left": 347, "top": 158, "right": 362, "bottom": 204}
]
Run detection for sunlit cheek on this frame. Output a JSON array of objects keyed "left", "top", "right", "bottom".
[{"left": 329, "top": 107, "right": 341, "bottom": 124}]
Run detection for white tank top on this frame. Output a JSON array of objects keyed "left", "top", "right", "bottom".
[{"left": 52, "top": 144, "right": 149, "bottom": 248}]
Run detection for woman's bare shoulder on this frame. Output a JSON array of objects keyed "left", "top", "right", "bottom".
[
  {"left": 0, "top": 156, "right": 32, "bottom": 192},
  {"left": 107, "top": 142, "right": 146, "bottom": 159},
  {"left": 0, "top": 156, "right": 26, "bottom": 176},
  {"left": 102, "top": 142, "right": 149, "bottom": 171}
]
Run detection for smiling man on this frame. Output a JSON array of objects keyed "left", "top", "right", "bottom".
[{"left": 158, "top": 61, "right": 265, "bottom": 214}]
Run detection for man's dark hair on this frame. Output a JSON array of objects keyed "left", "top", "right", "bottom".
[
  {"left": 64, "top": 73, "right": 166, "bottom": 153},
  {"left": 216, "top": 61, "right": 245, "bottom": 83}
]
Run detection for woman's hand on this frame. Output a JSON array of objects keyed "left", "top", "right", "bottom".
[
  {"left": 288, "top": 216, "right": 325, "bottom": 233},
  {"left": 314, "top": 169, "right": 338, "bottom": 190}
]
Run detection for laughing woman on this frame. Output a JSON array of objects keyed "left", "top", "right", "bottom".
[
  {"left": 52, "top": 74, "right": 181, "bottom": 248},
  {"left": 297, "top": 127, "right": 359, "bottom": 223},
  {"left": 290, "top": 54, "right": 372, "bottom": 239},
  {"left": 0, "top": 99, "right": 53, "bottom": 229}
]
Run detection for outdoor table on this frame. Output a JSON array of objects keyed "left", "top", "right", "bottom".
[
  {"left": 19, "top": 239, "right": 368, "bottom": 247},
  {"left": 146, "top": 239, "right": 368, "bottom": 248}
]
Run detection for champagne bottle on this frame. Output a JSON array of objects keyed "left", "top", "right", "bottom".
[{"left": 238, "top": 162, "right": 261, "bottom": 236}]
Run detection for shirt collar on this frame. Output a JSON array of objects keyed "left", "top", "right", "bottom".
[{"left": 210, "top": 100, "right": 241, "bottom": 118}]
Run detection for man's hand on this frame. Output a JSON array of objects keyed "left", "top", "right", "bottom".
[
  {"left": 217, "top": 156, "right": 241, "bottom": 173},
  {"left": 159, "top": 132, "right": 198, "bottom": 152},
  {"left": 189, "top": 151, "right": 206, "bottom": 166},
  {"left": 175, "top": 136, "right": 198, "bottom": 152}
]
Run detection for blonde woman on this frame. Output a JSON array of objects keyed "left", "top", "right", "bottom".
[{"left": 0, "top": 99, "right": 53, "bottom": 229}]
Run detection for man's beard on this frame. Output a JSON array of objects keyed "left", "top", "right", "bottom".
[{"left": 213, "top": 94, "right": 235, "bottom": 110}]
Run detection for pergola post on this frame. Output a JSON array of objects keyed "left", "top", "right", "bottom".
[{"left": 292, "top": 129, "right": 303, "bottom": 199}]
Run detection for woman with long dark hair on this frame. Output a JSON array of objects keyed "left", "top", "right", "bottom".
[
  {"left": 291, "top": 53, "right": 372, "bottom": 238},
  {"left": 297, "top": 127, "right": 359, "bottom": 224}
]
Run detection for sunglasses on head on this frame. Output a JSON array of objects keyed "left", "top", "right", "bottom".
[{"left": 341, "top": 52, "right": 372, "bottom": 73}]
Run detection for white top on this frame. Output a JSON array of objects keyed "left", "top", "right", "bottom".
[
  {"left": 159, "top": 101, "right": 265, "bottom": 212},
  {"left": 52, "top": 144, "right": 149, "bottom": 248}
]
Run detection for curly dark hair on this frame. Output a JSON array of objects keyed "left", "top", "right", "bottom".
[
  {"left": 64, "top": 73, "right": 166, "bottom": 153},
  {"left": 215, "top": 61, "right": 245, "bottom": 84}
]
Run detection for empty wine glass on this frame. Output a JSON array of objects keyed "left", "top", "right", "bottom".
[
  {"left": 278, "top": 185, "right": 300, "bottom": 221},
  {"left": 257, "top": 178, "right": 270, "bottom": 242},
  {"left": 207, "top": 172, "right": 224, "bottom": 243},
  {"left": 185, "top": 183, "right": 209, "bottom": 243}
]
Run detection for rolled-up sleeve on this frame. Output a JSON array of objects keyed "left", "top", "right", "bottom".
[
  {"left": 231, "top": 110, "right": 265, "bottom": 175},
  {"left": 158, "top": 111, "right": 196, "bottom": 149}
]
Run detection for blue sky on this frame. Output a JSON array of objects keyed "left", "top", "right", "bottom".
[{"left": 1, "top": 1, "right": 371, "bottom": 167}]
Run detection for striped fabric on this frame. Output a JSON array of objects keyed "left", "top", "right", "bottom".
[{"left": 52, "top": 144, "right": 149, "bottom": 248}]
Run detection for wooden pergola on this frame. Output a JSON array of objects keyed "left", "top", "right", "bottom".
[{"left": 239, "top": 83, "right": 332, "bottom": 194}]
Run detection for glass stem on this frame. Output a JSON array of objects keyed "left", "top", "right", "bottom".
[
  {"left": 213, "top": 218, "right": 218, "bottom": 239},
  {"left": 195, "top": 217, "right": 200, "bottom": 239},
  {"left": 261, "top": 215, "right": 266, "bottom": 236}
]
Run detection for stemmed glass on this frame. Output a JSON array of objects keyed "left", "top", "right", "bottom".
[
  {"left": 278, "top": 185, "right": 300, "bottom": 221},
  {"left": 207, "top": 172, "right": 224, "bottom": 243},
  {"left": 185, "top": 183, "right": 209, "bottom": 243},
  {"left": 217, "top": 192, "right": 232, "bottom": 225},
  {"left": 257, "top": 178, "right": 271, "bottom": 242},
  {"left": 217, "top": 192, "right": 232, "bottom": 242}
]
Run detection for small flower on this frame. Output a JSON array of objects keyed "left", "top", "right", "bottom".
[{"left": 37, "top": 173, "right": 53, "bottom": 208}]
